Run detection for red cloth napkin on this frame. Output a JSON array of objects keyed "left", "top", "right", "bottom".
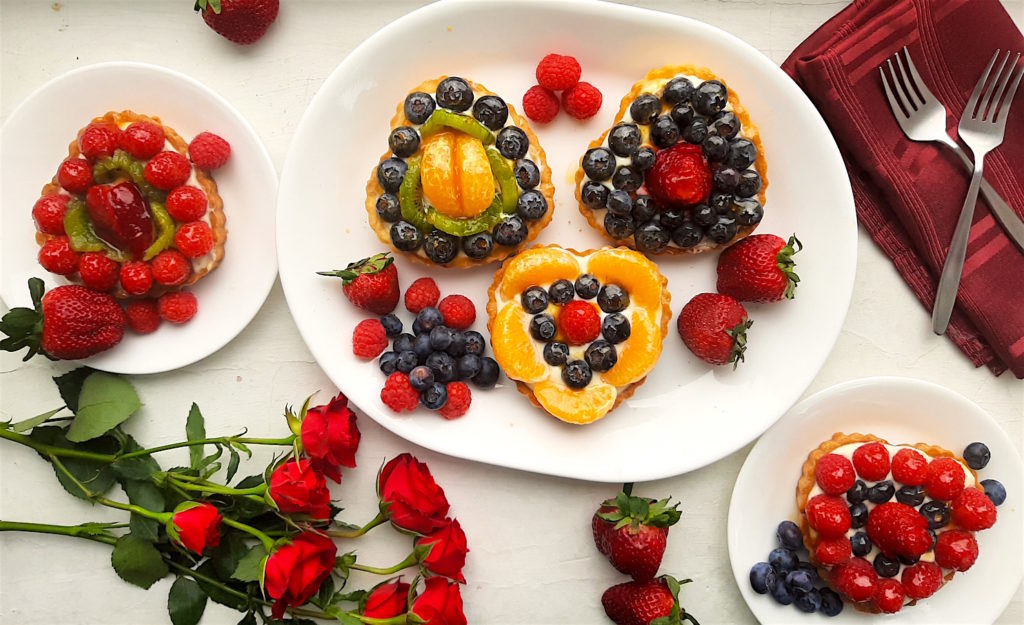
[{"left": 783, "top": 0, "right": 1024, "bottom": 378}]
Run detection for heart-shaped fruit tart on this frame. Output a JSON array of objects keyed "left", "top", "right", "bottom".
[
  {"left": 486, "top": 246, "right": 671, "bottom": 424},
  {"left": 366, "top": 76, "right": 555, "bottom": 267}
]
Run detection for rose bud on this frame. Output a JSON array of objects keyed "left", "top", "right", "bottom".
[
  {"left": 362, "top": 578, "right": 411, "bottom": 619},
  {"left": 410, "top": 576, "right": 467, "bottom": 625},
  {"left": 300, "top": 393, "right": 360, "bottom": 483},
  {"left": 166, "top": 501, "right": 222, "bottom": 555},
  {"left": 263, "top": 532, "right": 337, "bottom": 618},
  {"left": 268, "top": 458, "right": 332, "bottom": 520},
  {"left": 415, "top": 519, "right": 469, "bottom": 583},
  {"left": 378, "top": 453, "right": 450, "bottom": 535}
]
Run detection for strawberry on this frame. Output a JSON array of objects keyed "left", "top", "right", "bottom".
[
  {"left": 866, "top": 502, "right": 932, "bottom": 560},
  {"left": 592, "top": 503, "right": 618, "bottom": 556},
  {"left": 595, "top": 489, "right": 681, "bottom": 581},
  {"left": 676, "top": 293, "right": 751, "bottom": 368},
  {"left": 318, "top": 253, "right": 400, "bottom": 315},
  {"left": 196, "top": 0, "right": 279, "bottom": 45},
  {"left": 717, "top": 234, "right": 802, "bottom": 303},
  {"left": 645, "top": 143, "right": 712, "bottom": 209},
  {"left": 601, "top": 576, "right": 699, "bottom": 625},
  {"left": 0, "top": 278, "right": 125, "bottom": 361}
]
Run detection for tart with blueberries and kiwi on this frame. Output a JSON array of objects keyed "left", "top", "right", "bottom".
[
  {"left": 33, "top": 110, "right": 227, "bottom": 298},
  {"left": 366, "top": 76, "right": 555, "bottom": 267},
  {"left": 575, "top": 65, "right": 768, "bottom": 255},
  {"left": 486, "top": 245, "right": 670, "bottom": 424}
]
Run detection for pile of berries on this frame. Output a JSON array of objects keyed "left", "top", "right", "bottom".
[
  {"left": 522, "top": 53, "right": 603, "bottom": 122},
  {"left": 749, "top": 521, "right": 845, "bottom": 616}
]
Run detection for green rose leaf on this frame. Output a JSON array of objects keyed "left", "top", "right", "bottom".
[
  {"left": 236, "top": 612, "right": 257, "bottom": 625},
  {"left": 209, "top": 532, "right": 249, "bottom": 580},
  {"left": 9, "top": 406, "right": 64, "bottom": 432},
  {"left": 122, "top": 478, "right": 165, "bottom": 542},
  {"left": 53, "top": 366, "right": 95, "bottom": 413},
  {"left": 111, "top": 535, "right": 169, "bottom": 589},
  {"left": 194, "top": 561, "right": 248, "bottom": 610},
  {"left": 30, "top": 426, "right": 119, "bottom": 500},
  {"left": 226, "top": 448, "right": 241, "bottom": 484},
  {"left": 335, "top": 614, "right": 363, "bottom": 625},
  {"left": 66, "top": 373, "right": 142, "bottom": 442},
  {"left": 111, "top": 434, "right": 162, "bottom": 481},
  {"left": 168, "top": 577, "right": 208, "bottom": 625},
  {"left": 231, "top": 545, "right": 266, "bottom": 582},
  {"left": 185, "top": 403, "right": 206, "bottom": 468}
]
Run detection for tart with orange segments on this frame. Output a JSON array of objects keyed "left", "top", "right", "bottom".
[
  {"left": 366, "top": 76, "right": 555, "bottom": 267},
  {"left": 486, "top": 246, "right": 671, "bottom": 424}
]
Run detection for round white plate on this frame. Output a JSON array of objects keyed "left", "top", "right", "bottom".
[
  {"left": 277, "top": 0, "right": 857, "bottom": 481},
  {"left": 0, "top": 62, "right": 278, "bottom": 375},
  {"left": 728, "top": 377, "right": 1023, "bottom": 624}
]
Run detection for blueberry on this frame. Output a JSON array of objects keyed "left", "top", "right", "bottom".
[
  {"left": 574, "top": 274, "right": 600, "bottom": 299},
  {"left": 702, "top": 134, "right": 729, "bottom": 162},
  {"left": 426, "top": 351, "right": 457, "bottom": 383},
  {"left": 413, "top": 333, "right": 433, "bottom": 362},
  {"left": 377, "top": 158, "right": 408, "bottom": 193},
  {"left": 446, "top": 331, "right": 466, "bottom": 357},
  {"left": 517, "top": 190, "right": 548, "bottom": 221},
  {"left": 395, "top": 350, "right": 418, "bottom": 373},
  {"left": 982, "top": 479, "right": 1006, "bottom": 506},
  {"left": 413, "top": 307, "right": 444, "bottom": 335},
  {"left": 963, "top": 442, "right": 991, "bottom": 470},
  {"left": 693, "top": 80, "right": 728, "bottom": 116},
  {"left": 849, "top": 503, "right": 868, "bottom": 529},
  {"left": 920, "top": 500, "right": 950, "bottom": 529},
  {"left": 543, "top": 342, "right": 569, "bottom": 366},
  {"left": 659, "top": 208, "right": 686, "bottom": 231},
  {"left": 736, "top": 170, "right": 762, "bottom": 198},
  {"left": 389, "top": 126, "right": 420, "bottom": 158},
  {"left": 514, "top": 159, "right": 540, "bottom": 189},
  {"left": 378, "top": 351, "right": 398, "bottom": 374},
  {"left": 749, "top": 562, "right": 776, "bottom": 594},
  {"left": 604, "top": 214, "right": 635, "bottom": 239},
  {"left": 635, "top": 220, "right": 670, "bottom": 253},
  {"left": 671, "top": 222, "right": 703, "bottom": 248},
  {"left": 776, "top": 521, "right": 803, "bottom": 550},
  {"left": 681, "top": 118, "right": 708, "bottom": 144},
  {"left": 420, "top": 382, "right": 448, "bottom": 410},
  {"left": 471, "top": 356, "right": 500, "bottom": 388},
  {"left": 709, "top": 192, "right": 734, "bottom": 214},
  {"left": 728, "top": 138, "right": 758, "bottom": 170},
  {"left": 457, "top": 353, "right": 482, "bottom": 379},
  {"left": 846, "top": 480, "right": 868, "bottom": 504},
  {"left": 582, "top": 147, "right": 616, "bottom": 181},
  {"left": 768, "top": 547, "right": 798, "bottom": 573},
  {"left": 769, "top": 576, "right": 795, "bottom": 605},
  {"left": 632, "top": 147, "right": 657, "bottom": 172},
  {"left": 670, "top": 102, "right": 696, "bottom": 129},
  {"left": 818, "top": 587, "right": 844, "bottom": 616},
  {"left": 632, "top": 195, "right": 657, "bottom": 222},
  {"left": 404, "top": 91, "right": 436, "bottom": 124},
  {"left": 896, "top": 485, "right": 926, "bottom": 507},
  {"left": 380, "top": 314, "right": 402, "bottom": 338},
  {"left": 608, "top": 123, "right": 643, "bottom": 157},
  {"left": 423, "top": 229, "right": 459, "bottom": 264},
  {"left": 734, "top": 198, "right": 764, "bottom": 226},
  {"left": 713, "top": 167, "right": 740, "bottom": 193},
  {"left": 429, "top": 326, "right": 454, "bottom": 351},
  {"left": 496, "top": 127, "right": 529, "bottom": 159},
  {"left": 521, "top": 286, "right": 549, "bottom": 314},
  {"left": 650, "top": 115, "right": 680, "bottom": 148},
  {"left": 868, "top": 480, "right": 895, "bottom": 504},
  {"left": 873, "top": 553, "right": 900, "bottom": 578},
  {"left": 612, "top": 165, "right": 643, "bottom": 193},
  {"left": 784, "top": 569, "right": 814, "bottom": 594},
  {"left": 693, "top": 204, "right": 717, "bottom": 227},
  {"left": 601, "top": 313, "right": 631, "bottom": 344},
  {"left": 393, "top": 333, "right": 415, "bottom": 353},
  {"left": 408, "top": 365, "right": 435, "bottom": 391},
  {"left": 376, "top": 193, "right": 402, "bottom": 222},
  {"left": 390, "top": 221, "right": 423, "bottom": 251},
  {"left": 901, "top": 553, "right": 922, "bottom": 566},
  {"left": 662, "top": 77, "right": 695, "bottom": 105},
  {"left": 463, "top": 331, "right": 485, "bottom": 355},
  {"left": 604, "top": 189, "right": 633, "bottom": 217},
  {"left": 794, "top": 588, "right": 822, "bottom": 613},
  {"left": 529, "top": 313, "right": 557, "bottom": 341},
  {"left": 493, "top": 216, "right": 528, "bottom": 247},
  {"left": 706, "top": 217, "right": 738, "bottom": 244},
  {"left": 597, "top": 284, "right": 629, "bottom": 312},
  {"left": 471, "top": 95, "right": 508, "bottom": 130},
  {"left": 548, "top": 279, "right": 575, "bottom": 304},
  {"left": 435, "top": 77, "right": 473, "bottom": 112},
  {"left": 580, "top": 181, "right": 610, "bottom": 208},
  {"left": 796, "top": 561, "right": 820, "bottom": 584},
  {"left": 562, "top": 360, "right": 592, "bottom": 389},
  {"left": 850, "top": 531, "right": 871, "bottom": 556},
  {"left": 462, "top": 231, "right": 493, "bottom": 259},
  {"left": 709, "top": 111, "right": 740, "bottom": 139},
  {"left": 629, "top": 94, "right": 661, "bottom": 124}
]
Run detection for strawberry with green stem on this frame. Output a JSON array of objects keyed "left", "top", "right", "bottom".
[
  {"left": 717, "top": 234, "right": 802, "bottom": 303},
  {"left": 594, "top": 483, "right": 682, "bottom": 581},
  {"left": 602, "top": 575, "right": 701, "bottom": 625},
  {"left": 318, "top": 252, "right": 401, "bottom": 315},
  {"left": 195, "top": 0, "right": 279, "bottom": 46}
]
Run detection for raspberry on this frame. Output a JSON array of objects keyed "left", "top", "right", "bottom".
[
  {"left": 125, "top": 299, "right": 162, "bottom": 334},
  {"left": 78, "top": 123, "right": 121, "bottom": 161},
  {"left": 188, "top": 132, "right": 231, "bottom": 170},
  {"left": 866, "top": 502, "right": 931, "bottom": 559},
  {"left": 891, "top": 448, "right": 928, "bottom": 486},
  {"left": 535, "top": 53, "right": 582, "bottom": 91},
  {"left": 405, "top": 277, "right": 440, "bottom": 313},
  {"left": 32, "top": 195, "right": 69, "bottom": 235},
  {"left": 174, "top": 221, "right": 214, "bottom": 258},
  {"left": 38, "top": 236, "right": 79, "bottom": 275},
  {"left": 900, "top": 561, "right": 942, "bottom": 599},
  {"left": 559, "top": 300, "right": 601, "bottom": 345},
  {"left": 144, "top": 151, "right": 191, "bottom": 191},
  {"left": 439, "top": 382, "right": 472, "bottom": 419},
  {"left": 645, "top": 143, "right": 712, "bottom": 208},
  {"left": 166, "top": 186, "right": 208, "bottom": 222},
  {"left": 438, "top": 294, "right": 476, "bottom": 330},
  {"left": 121, "top": 121, "right": 165, "bottom": 160},
  {"left": 934, "top": 529, "right": 979, "bottom": 571},
  {"left": 352, "top": 318, "right": 388, "bottom": 359},
  {"left": 57, "top": 158, "right": 93, "bottom": 194},
  {"left": 950, "top": 488, "right": 997, "bottom": 530},
  {"left": 833, "top": 557, "right": 877, "bottom": 602},
  {"left": 151, "top": 250, "right": 191, "bottom": 286},
  {"left": 120, "top": 262, "right": 154, "bottom": 296},
  {"left": 814, "top": 536, "right": 852, "bottom": 565},
  {"left": 522, "top": 85, "right": 560, "bottom": 123},
  {"left": 814, "top": 453, "right": 856, "bottom": 495},
  {"left": 78, "top": 252, "right": 119, "bottom": 291},
  {"left": 805, "top": 494, "right": 851, "bottom": 538},
  {"left": 158, "top": 291, "right": 198, "bottom": 324},
  {"left": 925, "top": 457, "right": 966, "bottom": 500},
  {"left": 852, "top": 442, "right": 890, "bottom": 481},
  {"left": 381, "top": 372, "right": 419, "bottom": 413},
  {"left": 561, "top": 81, "right": 603, "bottom": 120},
  {"left": 872, "top": 578, "right": 905, "bottom": 613}
]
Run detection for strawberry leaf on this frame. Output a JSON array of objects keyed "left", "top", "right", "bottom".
[
  {"left": 725, "top": 318, "right": 753, "bottom": 370},
  {"left": 776, "top": 233, "right": 802, "bottom": 300}
]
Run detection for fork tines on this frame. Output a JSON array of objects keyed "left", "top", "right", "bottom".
[{"left": 964, "top": 50, "right": 1024, "bottom": 125}]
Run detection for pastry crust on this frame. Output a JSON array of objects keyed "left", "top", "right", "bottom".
[
  {"left": 486, "top": 244, "right": 671, "bottom": 424},
  {"left": 575, "top": 64, "right": 769, "bottom": 255},
  {"left": 366, "top": 77, "right": 555, "bottom": 268},
  {"left": 37, "top": 110, "right": 226, "bottom": 298}
]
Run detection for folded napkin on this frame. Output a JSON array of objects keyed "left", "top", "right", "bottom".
[{"left": 783, "top": 0, "right": 1024, "bottom": 378}]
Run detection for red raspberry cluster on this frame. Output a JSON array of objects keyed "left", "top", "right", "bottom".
[{"left": 523, "top": 53, "right": 603, "bottom": 123}]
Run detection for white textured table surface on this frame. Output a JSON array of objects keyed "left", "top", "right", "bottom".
[{"left": 1, "top": 1, "right": 1022, "bottom": 624}]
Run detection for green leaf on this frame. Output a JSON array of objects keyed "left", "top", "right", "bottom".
[
  {"left": 9, "top": 406, "right": 64, "bottom": 432},
  {"left": 210, "top": 532, "right": 249, "bottom": 580},
  {"left": 237, "top": 612, "right": 257, "bottom": 625},
  {"left": 122, "top": 479, "right": 165, "bottom": 542},
  {"left": 235, "top": 474, "right": 264, "bottom": 489},
  {"left": 335, "top": 614, "right": 363, "bottom": 625},
  {"left": 313, "top": 575, "right": 336, "bottom": 609},
  {"left": 194, "top": 561, "right": 248, "bottom": 611},
  {"left": 168, "top": 577, "right": 208, "bottom": 625},
  {"left": 111, "top": 535, "right": 169, "bottom": 589},
  {"left": 226, "top": 448, "right": 241, "bottom": 484},
  {"left": 185, "top": 404, "right": 206, "bottom": 468},
  {"left": 53, "top": 367, "right": 95, "bottom": 413},
  {"left": 231, "top": 545, "right": 266, "bottom": 582},
  {"left": 111, "top": 434, "right": 163, "bottom": 481},
  {"left": 66, "top": 373, "right": 141, "bottom": 442},
  {"left": 31, "top": 426, "right": 119, "bottom": 500}
]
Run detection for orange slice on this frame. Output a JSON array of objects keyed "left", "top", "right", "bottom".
[
  {"left": 534, "top": 379, "right": 617, "bottom": 424},
  {"left": 491, "top": 302, "right": 547, "bottom": 383},
  {"left": 601, "top": 308, "right": 661, "bottom": 387},
  {"left": 421, "top": 131, "right": 493, "bottom": 218},
  {"left": 586, "top": 248, "right": 663, "bottom": 313},
  {"left": 499, "top": 247, "right": 580, "bottom": 299}
]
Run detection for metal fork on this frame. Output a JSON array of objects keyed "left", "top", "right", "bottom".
[
  {"left": 880, "top": 48, "right": 1024, "bottom": 254},
  {"left": 931, "top": 50, "right": 1024, "bottom": 334}
]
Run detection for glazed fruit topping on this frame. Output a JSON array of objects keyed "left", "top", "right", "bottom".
[
  {"left": 33, "top": 195, "right": 69, "bottom": 235},
  {"left": 867, "top": 502, "right": 932, "bottom": 560},
  {"left": 78, "top": 122, "right": 122, "bottom": 161},
  {"left": 58, "top": 158, "right": 94, "bottom": 194},
  {"left": 404, "top": 91, "right": 436, "bottom": 125},
  {"left": 121, "top": 121, "right": 165, "bottom": 160},
  {"left": 645, "top": 143, "right": 712, "bottom": 209},
  {"left": 166, "top": 186, "right": 208, "bottom": 222},
  {"left": 925, "top": 457, "right": 966, "bottom": 500},
  {"left": 814, "top": 537, "right": 851, "bottom": 566},
  {"left": 87, "top": 181, "right": 155, "bottom": 258},
  {"left": 472, "top": 95, "right": 509, "bottom": 131},
  {"left": 833, "top": 557, "right": 877, "bottom": 602},
  {"left": 435, "top": 77, "right": 474, "bottom": 113},
  {"left": 151, "top": 249, "right": 191, "bottom": 286},
  {"left": 891, "top": 448, "right": 929, "bottom": 485},
  {"left": 38, "top": 237, "right": 79, "bottom": 276},
  {"left": 157, "top": 291, "right": 198, "bottom": 324},
  {"left": 901, "top": 561, "right": 942, "bottom": 599},
  {"left": 814, "top": 453, "right": 856, "bottom": 495},
  {"left": 950, "top": 488, "right": 997, "bottom": 530},
  {"left": 560, "top": 300, "right": 601, "bottom": 345},
  {"left": 806, "top": 494, "right": 852, "bottom": 538},
  {"left": 873, "top": 578, "right": 905, "bottom": 613},
  {"left": 934, "top": 529, "right": 979, "bottom": 571},
  {"left": 144, "top": 151, "right": 191, "bottom": 191}
]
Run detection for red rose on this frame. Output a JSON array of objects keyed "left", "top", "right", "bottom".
[
  {"left": 410, "top": 577, "right": 466, "bottom": 625},
  {"left": 301, "top": 393, "right": 360, "bottom": 483},
  {"left": 416, "top": 519, "right": 468, "bottom": 583},
  {"left": 263, "top": 532, "right": 337, "bottom": 618},
  {"left": 362, "top": 579, "right": 411, "bottom": 619},
  {"left": 269, "top": 458, "right": 332, "bottom": 520},
  {"left": 378, "top": 453, "right": 450, "bottom": 535},
  {"left": 168, "top": 501, "right": 221, "bottom": 555}
]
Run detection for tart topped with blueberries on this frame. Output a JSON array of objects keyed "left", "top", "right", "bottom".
[
  {"left": 366, "top": 76, "right": 555, "bottom": 267},
  {"left": 575, "top": 65, "right": 768, "bottom": 255}
]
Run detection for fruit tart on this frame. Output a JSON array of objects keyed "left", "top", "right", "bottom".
[
  {"left": 366, "top": 76, "right": 555, "bottom": 267},
  {"left": 797, "top": 433, "right": 998, "bottom": 613},
  {"left": 33, "top": 111, "right": 226, "bottom": 298},
  {"left": 486, "top": 246, "right": 670, "bottom": 424},
  {"left": 575, "top": 65, "right": 768, "bottom": 255}
]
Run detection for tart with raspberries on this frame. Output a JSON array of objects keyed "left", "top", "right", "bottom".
[
  {"left": 797, "top": 433, "right": 998, "bottom": 613},
  {"left": 366, "top": 76, "right": 555, "bottom": 267},
  {"left": 575, "top": 65, "right": 768, "bottom": 255},
  {"left": 33, "top": 110, "right": 227, "bottom": 298},
  {"left": 486, "top": 246, "right": 670, "bottom": 424}
]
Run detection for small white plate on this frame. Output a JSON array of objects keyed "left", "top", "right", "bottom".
[
  {"left": 0, "top": 62, "right": 278, "bottom": 374},
  {"left": 728, "top": 377, "right": 1023, "bottom": 624},
  {"left": 277, "top": 0, "right": 857, "bottom": 481}
]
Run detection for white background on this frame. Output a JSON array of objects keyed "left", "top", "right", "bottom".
[{"left": 1, "top": 1, "right": 1021, "bottom": 624}]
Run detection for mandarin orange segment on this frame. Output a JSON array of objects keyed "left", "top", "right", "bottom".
[
  {"left": 533, "top": 379, "right": 617, "bottom": 424},
  {"left": 586, "top": 248, "right": 663, "bottom": 312},
  {"left": 421, "top": 131, "right": 493, "bottom": 218},
  {"left": 601, "top": 308, "right": 661, "bottom": 387},
  {"left": 499, "top": 247, "right": 580, "bottom": 299},
  {"left": 491, "top": 302, "right": 548, "bottom": 383}
]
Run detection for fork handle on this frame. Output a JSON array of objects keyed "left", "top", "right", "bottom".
[
  {"left": 943, "top": 141, "right": 1024, "bottom": 253},
  {"left": 933, "top": 161, "right": 986, "bottom": 335}
]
